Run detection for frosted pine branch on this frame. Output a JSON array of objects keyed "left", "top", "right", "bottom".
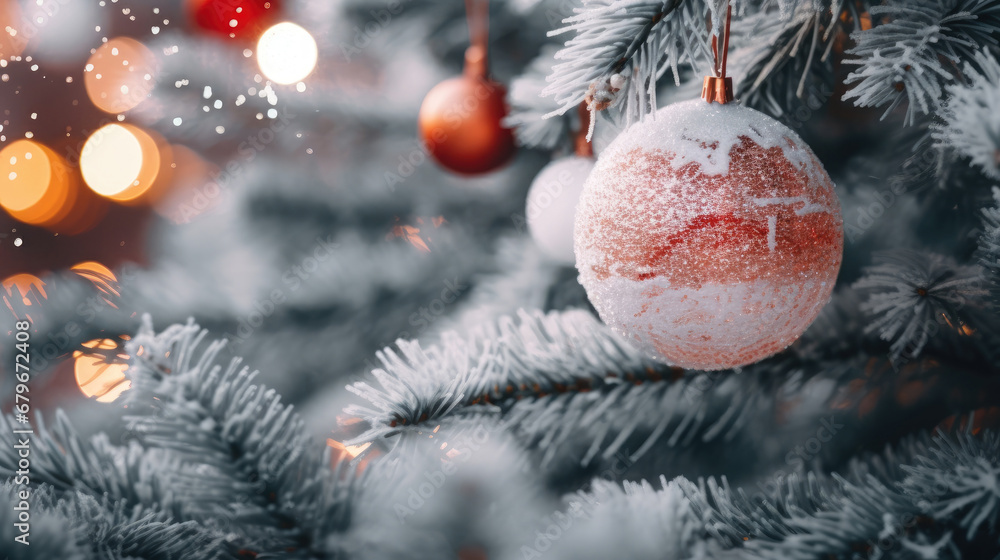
[
  {"left": 733, "top": 1, "right": 858, "bottom": 119},
  {"left": 853, "top": 250, "right": 989, "bottom": 361},
  {"left": 842, "top": 0, "right": 1000, "bottom": 125},
  {"left": 933, "top": 49, "right": 1000, "bottom": 179},
  {"left": 505, "top": 46, "right": 578, "bottom": 150},
  {"left": 545, "top": 429, "right": 999, "bottom": 560},
  {"left": 345, "top": 309, "right": 657, "bottom": 442},
  {"left": 542, "top": 0, "right": 714, "bottom": 126},
  {"left": 124, "top": 316, "right": 356, "bottom": 556},
  {"left": 979, "top": 188, "right": 1000, "bottom": 297}
]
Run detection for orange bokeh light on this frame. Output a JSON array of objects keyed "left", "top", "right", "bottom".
[
  {"left": 71, "top": 261, "right": 121, "bottom": 306},
  {"left": 80, "top": 123, "right": 173, "bottom": 204},
  {"left": 2, "top": 273, "right": 47, "bottom": 306},
  {"left": 84, "top": 37, "right": 157, "bottom": 114},
  {"left": 0, "top": 140, "right": 73, "bottom": 227},
  {"left": 74, "top": 338, "right": 131, "bottom": 403},
  {"left": 0, "top": 1, "right": 25, "bottom": 60}
]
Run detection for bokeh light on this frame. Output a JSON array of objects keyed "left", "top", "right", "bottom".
[
  {"left": 24, "top": 0, "right": 108, "bottom": 68},
  {"left": 71, "top": 261, "right": 121, "bottom": 307},
  {"left": 188, "top": 0, "right": 281, "bottom": 39},
  {"left": 0, "top": 1, "right": 25, "bottom": 60},
  {"left": 2, "top": 273, "right": 47, "bottom": 306},
  {"left": 153, "top": 144, "right": 215, "bottom": 221},
  {"left": 80, "top": 123, "right": 171, "bottom": 203},
  {"left": 74, "top": 338, "right": 130, "bottom": 403},
  {"left": 0, "top": 139, "right": 77, "bottom": 228},
  {"left": 257, "top": 22, "right": 317, "bottom": 85},
  {"left": 84, "top": 37, "right": 157, "bottom": 114}
]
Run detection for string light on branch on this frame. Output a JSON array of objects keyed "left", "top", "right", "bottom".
[{"left": 574, "top": 3, "right": 844, "bottom": 370}]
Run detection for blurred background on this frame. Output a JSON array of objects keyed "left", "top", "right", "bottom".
[{"left": 0, "top": 0, "right": 586, "bottom": 447}]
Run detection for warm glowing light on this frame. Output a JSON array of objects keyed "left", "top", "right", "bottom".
[
  {"left": 74, "top": 339, "right": 131, "bottom": 403},
  {"left": 256, "top": 22, "right": 317, "bottom": 85},
  {"left": 84, "top": 37, "right": 157, "bottom": 114},
  {"left": 81, "top": 124, "right": 166, "bottom": 202},
  {"left": 2, "top": 274, "right": 47, "bottom": 306},
  {"left": 326, "top": 438, "right": 371, "bottom": 458},
  {"left": 71, "top": 261, "right": 121, "bottom": 306},
  {"left": 0, "top": 2, "right": 24, "bottom": 59},
  {"left": 0, "top": 140, "right": 77, "bottom": 227},
  {"left": 388, "top": 216, "right": 447, "bottom": 253}
]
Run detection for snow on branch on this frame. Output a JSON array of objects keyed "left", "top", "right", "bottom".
[
  {"left": 123, "top": 315, "right": 357, "bottom": 556},
  {"left": 853, "top": 250, "right": 991, "bottom": 362},
  {"left": 545, "top": 429, "right": 999, "bottom": 559},
  {"left": 345, "top": 309, "right": 658, "bottom": 442},
  {"left": 842, "top": 0, "right": 1000, "bottom": 125},
  {"left": 933, "top": 49, "right": 1000, "bottom": 180},
  {"left": 542, "top": 0, "right": 715, "bottom": 125},
  {"left": 733, "top": 1, "right": 855, "bottom": 119},
  {"left": 505, "top": 46, "right": 578, "bottom": 150}
]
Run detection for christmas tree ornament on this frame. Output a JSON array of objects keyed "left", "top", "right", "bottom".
[
  {"left": 526, "top": 104, "right": 595, "bottom": 264},
  {"left": 187, "top": 0, "right": 280, "bottom": 40},
  {"left": 574, "top": 6, "right": 843, "bottom": 370},
  {"left": 418, "top": 0, "right": 515, "bottom": 175}
]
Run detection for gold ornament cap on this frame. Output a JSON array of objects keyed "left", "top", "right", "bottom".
[{"left": 701, "top": 76, "right": 734, "bottom": 104}]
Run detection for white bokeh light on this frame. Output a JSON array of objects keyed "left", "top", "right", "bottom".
[
  {"left": 256, "top": 22, "right": 318, "bottom": 85},
  {"left": 80, "top": 124, "right": 143, "bottom": 197}
]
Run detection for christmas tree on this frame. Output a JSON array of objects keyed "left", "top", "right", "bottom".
[{"left": 2, "top": 0, "right": 1000, "bottom": 558}]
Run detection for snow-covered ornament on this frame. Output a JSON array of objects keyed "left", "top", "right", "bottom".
[
  {"left": 574, "top": 7, "right": 843, "bottom": 370},
  {"left": 418, "top": 0, "right": 515, "bottom": 175},
  {"left": 526, "top": 104, "right": 595, "bottom": 264}
]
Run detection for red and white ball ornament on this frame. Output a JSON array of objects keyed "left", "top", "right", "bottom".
[
  {"left": 574, "top": 98, "right": 843, "bottom": 370},
  {"left": 526, "top": 155, "right": 594, "bottom": 264}
]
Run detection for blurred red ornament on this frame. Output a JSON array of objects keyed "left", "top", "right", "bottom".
[
  {"left": 187, "top": 0, "right": 280, "bottom": 39},
  {"left": 417, "top": 0, "right": 514, "bottom": 175}
]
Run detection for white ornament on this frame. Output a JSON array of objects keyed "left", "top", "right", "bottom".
[{"left": 526, "top": 155, "right": 595, "bottom": 264}]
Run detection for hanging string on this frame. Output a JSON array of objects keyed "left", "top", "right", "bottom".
[
  {"left": 464, "top": 0, "right": 490, "bottom": 77},
  {"left": 720, "top": 3, "right": 732, "bottom": 80},
  {"left": 575, "top": 102, "right": 595, "bottom": 157},
  {"left": 702, "top": 1, "right": 734, "bottom": 104}
]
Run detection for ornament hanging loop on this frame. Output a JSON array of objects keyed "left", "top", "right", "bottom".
[
  {"left": 464, "top": 0, "right": 490, "bottom": 78},
  {"left": 701, "top": 3, "right": 734, "bottom": 104},
  {"left": 574, "top": 102, "right": 594, "bottom": 158}
]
